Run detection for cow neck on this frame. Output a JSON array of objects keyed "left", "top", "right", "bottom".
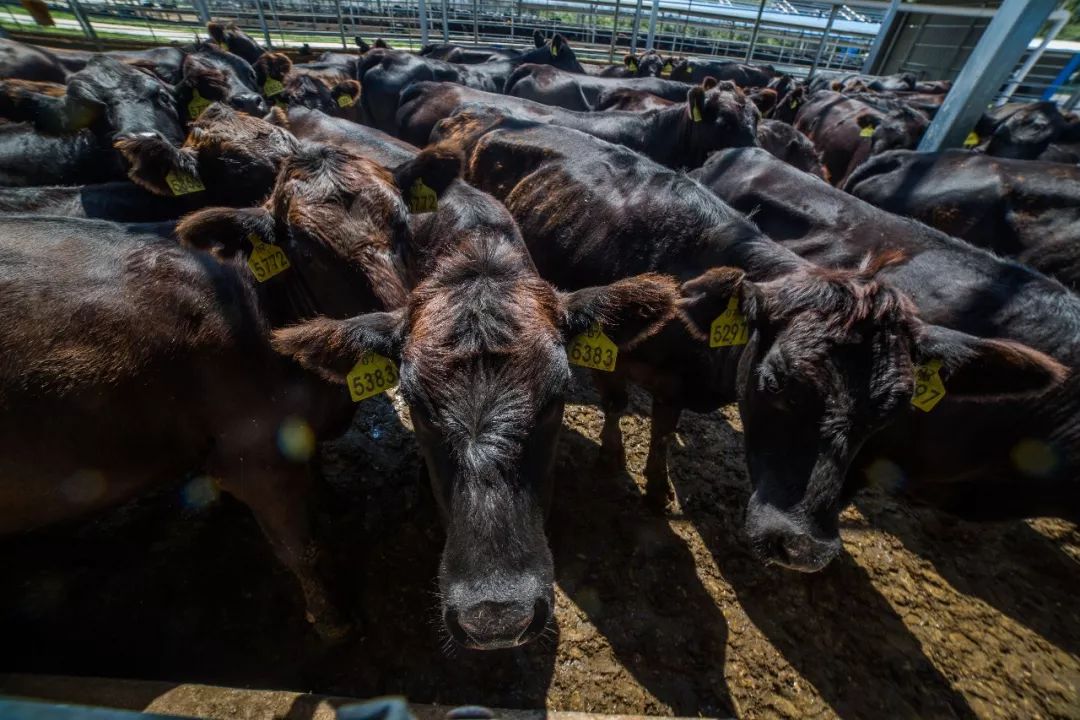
[{"left": 649, "top": 105, "right": 693, "bottom": 167}]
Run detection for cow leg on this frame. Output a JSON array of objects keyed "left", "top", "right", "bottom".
[
  {"left": 218, "top": 462, "right": 352, "bottom": 642},
  {"left": 644, "top": 398, "right": 682, "bottom": 513},
  {"left": 592, "top": 369, "right": 629, "bottom": 473}
]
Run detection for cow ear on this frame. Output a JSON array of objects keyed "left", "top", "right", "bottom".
[
  {"left": 176, "top": 206, "right": 276, "bottom": 261},
  {"left": 702, "top": 76, "right": 719, "bottom": 90},
  {"left": 374, "top": 38, "right": 389, "bottom": 49},
  {"left": 355, "top": 35, "right": 371, "bottom": 52},
  {"left": 332, "top": 79, "right": 361, "bottom": 108},
  {"left": 676, "top": 267, "right": 764, "bottom": 340},
  {"left": 264, "top": 105, "right": 290, "bottom": 128},
  {"left": 272, "top": 310, "right": 407, "bottom": 381},
  {"left": 391, "top": 145, "right": 461, "bottom": 209},
  {"left": 255, "top": 52, "right": 292, "bottom": 87},
  {"left": 915, "top": 323, "right": 1067, "bottom": 400},
  {"left": 207, "top": 21, "right": 226, "bottom": 44},
  {"left": 533, "top": 29, "right": 546, "bottom": 48},
  {"left": 687, "top": 86, "right": 707, "bottom": 123},
  {"left": 551, "top": 34, "right": 566, "bottom": 57},
  {"left": 856, "top": 113, "right": 880, "bottom": 131},
  {"left": 114, "top": 133, "right": 201, "bottom": 197},
  {"left": 560, "top": 273, "right": 679, "bottom": 349},
  {"left": 623, "top": 54, "right": 637, "bottom": 68}
]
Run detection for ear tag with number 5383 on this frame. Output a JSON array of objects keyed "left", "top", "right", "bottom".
[
  {"left": 247, "top": 233, "right": 290, "bottom": 282},
  {"left": 346, "top": 351, "right": 399, "bottom": 402},
  {"left": 568, "top": 323, "right": 618, "bottom": 372},
  {"left": 710, "top": 296, "right": 749, "bottom": 348},
  {"left": 911, "top": 359, "right": 946, "bottom": 412}
]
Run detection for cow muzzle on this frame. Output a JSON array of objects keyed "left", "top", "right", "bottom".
[
  {"left": 745, "top": 497, "right": 841, "bottom": 573},
  {"left": 445, "top": 597, "right": 549, "bottom": 650}
]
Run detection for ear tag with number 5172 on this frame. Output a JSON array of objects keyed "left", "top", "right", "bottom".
[
  {"left": 911, "top": 359, "right": 946, "bottom": 412},
  {"left": 346, "top": 350, "right": 399, "bottom": 402},
  {"left": 247, "top": 233, "right": 290, "bottom": 282},
  {"left": 710, "top": 296, "right": 749, "bottom": 348},
  {"left": 568, "top": 323, "right": 618, "bottom": 372}
]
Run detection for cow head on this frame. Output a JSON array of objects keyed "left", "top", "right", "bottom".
[
  {"left": 679, "top": 257, "right": 1064, "bottom": 572},
  {"left": 856, "top": 105, "right": 927, "bottom": 156},
  {"left": 748, "top": 87, "right": 778, "bottom": 117},
  {"left": 61, "top": 56, "right": 184, "bottom": 144},
  {"left": 773, "top": 85, "right": 806, "bottom": 123},
  {"left": 683, "top": 80, "right": 760, "bottom": 165},
  {"left": 985, "top": 102, "right": 1067, "bottom": 160},
  {"left": 116, "top": 102, "right": 298, "bottom": 203},
  {"left": 178, "top": 42, "right": 266, "bottom": 119},
  {"left": 521, "top": 32, "right": 584, "bottom": 73},
  {"left": 253, "top": 51, "right": 292, "bottom": 98},
  {"left": 626, "top": 50, "right": 663, "bottom": 78},
  {"left": 272, "top": 154, "right": 680, "bottom": 650},
  {"left": 207, "top": 21, "right": 265, "bottom": 64}
]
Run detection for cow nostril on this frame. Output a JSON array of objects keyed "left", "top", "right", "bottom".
[{"left": 448, "top": 600, "right": 538, "bottom": 650}]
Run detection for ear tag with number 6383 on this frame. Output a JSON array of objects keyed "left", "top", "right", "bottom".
[
  {"left": 188, "top": 89, "right": 211, "bottom": 119},
  {"left": 247, "top": 233, "right": 290, "bottom": 282},
  {"left": 409, "top": 177, "right": 438, "bottom": 213},
  {"left": 911, "top": 359, "right": 946, "bottom": 412},
  {"left": 165, "top": 170, "right": 204, "bottom": 196},
  {"left": 346, "top": 350, "right": 399, "bottom": 402},
  {"left": 568, "top": 323, "right": 618, "bottom": 372},
  {"left": 263, "top": 78, "right": 284, "bottom": 96},
  {"left": 710, "top": 295, "right": 749, "bottom": 348}
]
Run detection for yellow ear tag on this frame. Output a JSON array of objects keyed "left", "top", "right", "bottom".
[
  {"left": 963, "top": 131, "right": 980, "bottom": 149},
  {"left": 337, "top": 93, "right": 355, "bottom": 108},
  {"left": 662, "top": 62, "right": 673, "bottom": 76},
  {"left": 911, "top": 359, "right": 946, "bottom": 412},
  {"left": 188, "top": 89, "right": 211, "bottom": 119},
  {"left": 346, "top": 350, "right": 399, "bottom": 402},
  {"left": 164, "top": 170, "right": 205, "bottom": 196},
  {"left": 408, "top": 177, "right": 438, "bottom": 213},
  {"left": 247, "top": 233, "right": 290, "bottom": 282},
  {"left": 687, "top": 65, "right": 694, "bottom": 73},
  {"left": 550, "top": 43, "right": 558, "bottom": 57},
  {"left": 692, "top": 104, "right": 703, "bottom": 123},
  {"left": 859, "top": 125, "right": 874, "bottom": 138},
  {"left": 263, "top": 77, "right": 284, "bottom": 96},
  {"left": 628, "top": 60, "right": 638, "bottom": 72},
  {"left": 568, "top": 323, "right": 618, "bottom": 372},
  {"left": 789, "top": 99, "right": 798, "bottom": 110},
  {"left": 709, "top": 295, "right": 749, "bottom": 348},
  {"left": 217, "top": 41, "right": 229, "bottom": 51}
]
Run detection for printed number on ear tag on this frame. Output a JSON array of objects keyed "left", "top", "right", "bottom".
[
  {"left": 263, "top": 78, "right": 285, "bottom": 96},
  {"left": 692, "top": 105, "right": 703, "bottom": 123},
  {"left": 188, "top": 89, "right": 211, "bottom": 119},
  {"left": 709, "top": 296, "right": 749, "bottom": 348},
  {"left": 247, "top": 233, "right": 290, "bottom": 282},
  {"left": 963, "top": 131, "right": 980, "bottom": 149},
  {"left": 165, "top": 170, "right": 205, "bottom": 196},
  {"left": 337, "top": 93, "right": 355, "bottom": 108},
  {"left": 346, "top": 351, "right": 399, "bottom": 402},
  {"left": 859, "top": 125, "right": 874, "bottom": 138},
  {"left": 568, "top": 323, "right": 618, "bottom": 372},
  {"left": 409, "top": 177, "right": 438, "bottom": 213},
  {"left": 911, "top": 359, "right": 946, "bottom": 412}
]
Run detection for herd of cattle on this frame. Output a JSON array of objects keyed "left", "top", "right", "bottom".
[{"left": 0, "top": 22, "right": 1077, "bottom": 653}]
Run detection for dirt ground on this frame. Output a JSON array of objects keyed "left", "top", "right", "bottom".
[{"left": 2, "top": 376, "right": 1078, "bottom": 720}]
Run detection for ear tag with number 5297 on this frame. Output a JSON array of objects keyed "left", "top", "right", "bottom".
[
  {"left": 568, "top": 323, "right": 618, "bottom": 372},
  {"left": 710, "top": 296, "right": 749, "bottom": 348},
  {"left": 409, "top": 177, "right": 438, "bottom": 213},
  {"left": 247, "top": 233, "right": 290, "bottom": 282},
  {"left": 346, "top": 350, "right": 399, "bottom": 402},
  {"left": 911, "top": 359, "right": 946, "bottom": 412},
  {"left": 165, "top": 170, "right": 204, "bottom": 196}
]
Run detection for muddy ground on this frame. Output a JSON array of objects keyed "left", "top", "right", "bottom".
[{"left": 1, "top": 377, "right": 1078, "bottom": 719}]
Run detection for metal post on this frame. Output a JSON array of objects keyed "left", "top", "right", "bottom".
[
  {"left": 744, "top": 0, "right": 766, "bottom": 63},
  {"left": 645, "top": 0, "right": 658, "bottom": 50},
  {"left": 807, "top": 4, "right": 837, "bottom": 79},
  {"left": 190, "top": 0, "right": 210, "bottom": 24},
  {"left": 335, "top": 0, "right": 347, "bottom": 49},
  {"left": 442, "top": 0, "right": 448, "bottom": 41},
  {"left": 861, "top": 0, "right": 900, "bottom": 74},
  {"left": 266, "top": 0, "right": 285, "bottom": 48},
  {"left": 417, "top": 0, "right": 428, "bottom": 45},
  {"left": 629, "top": 0, "right": 643, "bottom": 52},
  {"left": 918, "top": 0, "right": 1059, "bottom": 152},
  {"left": 472, "top": 0, "right": 477, "bottom": 44},
  {"left": 608, "top": 0, "right": 621, "bottom": 63},
  {"left": 66, "top": 0, "right": 102, "bottom": 51},
  {"left": 251, "top": 0, "right": 273, "bottom": 48},
  {"left": 997, "top": 11, "right": 1068, "bottom": 105}
]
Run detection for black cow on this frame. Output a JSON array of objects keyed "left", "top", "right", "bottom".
[
  {"left": 398, "top": 80, "right": 759, "bottom": 168},
  {"left": 358, "top": 34, "right": 584, "bottom": 134},
  {"left": 0, "top": 180, "right": 204, "bottom": 220},
  {"left": 973, "top": 101, "right": 1080, "bottom": 161},
  {"left": 418, "top": 42, "right": 523, "bottom": 63},
  {"left": 669, "top": 58, "right": 774, "bottom": 87},
  {"left": 844, "top": 149, "right": 1080, "bottom": 288},
  {"left": 596, "top": 50, "right": 666, "bottom": 78},
  {"left": 436, "top": 117, "right": 1057, "bottom": 572},
  {"left": 0, "top": 38, "right": 67, "bottom": 82},
  {"left": 692, "top": 147, "right": 1075, "bottom": 551},
  {"left": 505, "top": 64, "right": 696, "bottom": 111},
  {"left": 207, "top": 21, "right": 266, "bottom": 64},
  {"left": 755, "top": 119, "right": 826, "bottom": 180}
]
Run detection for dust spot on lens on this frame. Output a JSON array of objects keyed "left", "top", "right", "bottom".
[
  {"left": 1011, "top": 438, "right": 1057, "bottom": 478},
  {"left": 182, "top": 475, "right": 220, "bottom": 510},
  {"left": 60, "top": 469, "right": 106, "bottom": 505},
  {"left": 864, "top": 458, "right": 904, "bottom": 491},
  {"left": 278, "top": 416, "right": 316, "bottom": 462}
]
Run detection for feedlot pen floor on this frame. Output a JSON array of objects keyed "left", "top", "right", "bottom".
[{"left": 1, "top": 378, "right": 1078, "bottom": 720}]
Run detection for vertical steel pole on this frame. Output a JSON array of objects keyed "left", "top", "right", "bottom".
[
  {"left": 441, "top": 0, "right": 448, "bottom": 41},
  {"left": 744, "top": 0, "right": 766, "bottom": 63},
  {"left": 807, "top": 4, "right": 838, "bottom": 79},
  {"left": 190, "top": 0, "right": 210, "bottom": 24},
  {"left": 645, "top": 0, "right": 658, "bottom": 51},
  {"left": 418, "top": 0, "right": 428, "bottom": 45},
  {"left": 252, "top": 0, "right": 273, "bottom": 48},
  {"left": 918, "top": 0, "right": 1059, "bottom": 152},
  {"left": 861, "top": 0, "right": 899, "bottom": 74},
  {"left": 608, "top": 0, "right": 621, "bottom": 63},
  {"left": 997, "top": 11, "right": 1067, "bottom": 105},
  {"left": 472, "top": 0, "right": 477, "bottom": 43},
  {"left": 67, "top": 0, "right": 102, "bottom": 50},
  {"left": 335, "top": 0, "right": 347, "bottom": 49},
  {"left": 629, "top": 0, "right": 642, "bottom": 52}
]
